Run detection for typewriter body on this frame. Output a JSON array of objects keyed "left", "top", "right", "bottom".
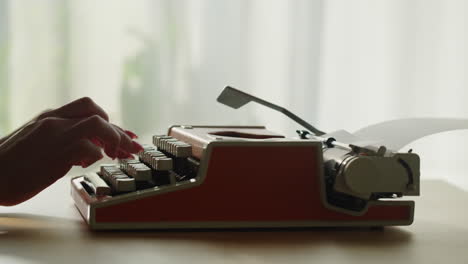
[{"left": 72, "top": 87, "right": 423, "bottom": 230}]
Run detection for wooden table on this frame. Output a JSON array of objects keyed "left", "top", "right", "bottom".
[{"left": 0, "top": 176, "right": 467, "bottom": 264}]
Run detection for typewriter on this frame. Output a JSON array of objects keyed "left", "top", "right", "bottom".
[{"left": 72, "top": 86, "right": 467, "bottom": 230}]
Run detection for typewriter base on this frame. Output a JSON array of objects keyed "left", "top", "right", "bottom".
[
  {"left": 72, "top": 177, "right": 413, "bottom": 230},
  {"left": 71, "top": 138, "right": 414, "bottom": 230}
]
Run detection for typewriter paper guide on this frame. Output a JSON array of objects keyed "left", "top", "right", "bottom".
[{"left": 326, "top": 118, "right": 468, "bottom": 151}]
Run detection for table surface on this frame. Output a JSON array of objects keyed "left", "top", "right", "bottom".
[{"left": 0, "top": 173, "right": 467, "bottom": 264}]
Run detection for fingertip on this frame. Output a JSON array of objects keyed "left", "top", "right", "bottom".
[
  {"left": 104, "top": 148, "right": 116, "bottom": 159},
  {"left": 117, "top": 150, "right": 134, "bottom": 159},
  {"left": 131, "top": 141, "right": 144, "bottom": 153},
  {"left": 125, "top": 130, "right": 138, "bottom": 139}
]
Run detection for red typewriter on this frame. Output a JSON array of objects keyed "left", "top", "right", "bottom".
[{"left": 71, "top": 87, "right": 422, "bottom": 230}]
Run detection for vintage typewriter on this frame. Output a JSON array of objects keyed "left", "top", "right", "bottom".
[{"left": 72, "top": 86, "right": 467, "bottom": 230}]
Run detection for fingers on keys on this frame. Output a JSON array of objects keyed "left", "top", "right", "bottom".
[{"left": 62, "top": 115, "right": 142, "bottom": 159}]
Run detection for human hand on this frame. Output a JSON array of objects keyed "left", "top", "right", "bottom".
[{"left": 0, "top": 97, "right": 142, "bottom": 206}]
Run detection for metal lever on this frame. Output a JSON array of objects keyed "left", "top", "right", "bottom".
[{"left": 217, "top": 86, "right": 325, "bottom": 136}]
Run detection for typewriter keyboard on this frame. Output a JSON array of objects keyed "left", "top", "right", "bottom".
[{"left": 82, "top": 135, "right": 199, "bottom": 196}]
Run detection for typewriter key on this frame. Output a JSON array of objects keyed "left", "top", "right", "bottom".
[{"left": 84, "top": 172, "right": 111, "bottom": 196}]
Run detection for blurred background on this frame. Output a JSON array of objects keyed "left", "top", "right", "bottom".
[{"left": 0, "top": 0, "right": 468, "bottom": 188}]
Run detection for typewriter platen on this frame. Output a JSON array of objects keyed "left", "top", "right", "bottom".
[{"left": 72, "top": 87, "right": 423, "bottom": 230}]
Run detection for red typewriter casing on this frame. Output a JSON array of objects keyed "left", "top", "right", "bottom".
[{"left": 71, "top": 126, "right": 414, "bottom": 230}]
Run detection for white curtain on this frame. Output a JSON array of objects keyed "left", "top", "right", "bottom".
[
  {"left": 1, "top": 0, "right": 468, "bottom": 188},
  {"left": 318, "top": 0, "right": 468, "bottom": 187}
]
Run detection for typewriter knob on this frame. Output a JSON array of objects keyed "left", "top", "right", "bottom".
[{"left": 342, "top": 157, "right": 379, "bottom": 195}]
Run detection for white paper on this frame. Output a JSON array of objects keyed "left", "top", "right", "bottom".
[
  {"left": 322, "top": 129, "right": 361, "bottom": 143},
  {"left": 322, "top": 129, "right": 380, "bottom": 148},
  {"left": 353, "top": 118, "right": 468, "bottom": 151}
]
